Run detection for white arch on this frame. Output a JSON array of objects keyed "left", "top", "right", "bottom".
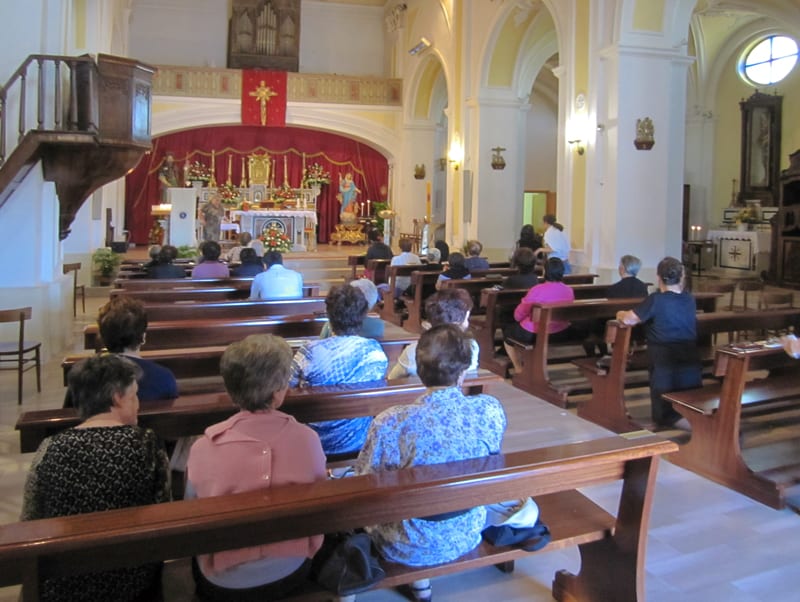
[
  {"left": 403, "top": 49, "right": 451, "bottom": 124},
  {"left": 150, "top": 96, "right": 400, "bottom": 162}
]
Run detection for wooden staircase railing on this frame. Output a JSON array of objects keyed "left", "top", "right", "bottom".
[{"left": 0, "top": 54, "right": 155, "bottom": 239}]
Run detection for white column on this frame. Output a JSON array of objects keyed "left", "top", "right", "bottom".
[{"left": 593, "top": 45, "right": 693, "bottom": 277}]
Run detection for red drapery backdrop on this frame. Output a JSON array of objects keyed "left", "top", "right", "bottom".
[{"left": 125, "top": 125, "right": 389, "bottom": 244}]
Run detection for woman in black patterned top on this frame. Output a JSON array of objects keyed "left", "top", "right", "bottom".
[{"left": 21, "top": 354, "right": 170, "bottom": 602}]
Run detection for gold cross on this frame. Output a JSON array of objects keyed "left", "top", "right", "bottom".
[{"left": 248, "top": 80, "right": 278, "bottom": 126}]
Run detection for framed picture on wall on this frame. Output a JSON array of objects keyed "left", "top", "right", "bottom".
[{"left": 739, "top": 92, "right": 782, "bottom": 206}]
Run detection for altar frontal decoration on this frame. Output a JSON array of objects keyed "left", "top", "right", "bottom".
[
  {"left": 242, "top": 70, "right": 287, "bottom": 127},
  {"left": 261, "top": 225, "right": 292, "bottom": 253}
]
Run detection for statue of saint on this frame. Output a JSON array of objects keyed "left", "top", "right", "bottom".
[
  {"left": 158, "top": 152, "right": 181, "bottom": 201},
  {"left": 338, "top": 172, "right": 361, "bottom": 217}
]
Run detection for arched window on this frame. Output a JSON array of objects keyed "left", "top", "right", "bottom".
[{"left": 741, "top": 35, "right": 798, "bottom": 86}]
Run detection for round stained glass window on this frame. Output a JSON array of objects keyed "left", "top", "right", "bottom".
[{"left": 741, "top": 36, "right": 798, "bottom": 86}]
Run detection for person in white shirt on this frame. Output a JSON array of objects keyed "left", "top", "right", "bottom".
[
  {"left": 390, "top": 237, "right": 421, "bottom": 298},
  {"left": 250, "top": 251, "right": 303, "bottom": 300},
  {"left": 536, "top": 214, "right": 572, "bottom": 274}
]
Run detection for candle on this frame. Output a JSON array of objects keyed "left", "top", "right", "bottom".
[
  {"left": 270, "top": 159, "right": 275, "bottom": 188},
  {"left": 241, "top": 157, "right": 246, "bottom": 187},
  {"left": 284, "top": 155, "right": 288, "bottom": 186},
  {"left": 426, "top": 181, "right": 432, "bottom": 219},
  {"left": 367, "top": 199, "right": 371, "bottom": 216},
  {"left": 226, "top": 154, "right": 233, "bottom": 186},
  {"left": 302, "top": 152, "right": 306, "bottom": 178},
  {"left": 209, "top": 150, "right": 217, "bottom": 187}
]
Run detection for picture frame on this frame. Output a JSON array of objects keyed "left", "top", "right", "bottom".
[{"left": 738, "top": 92, "right": 782, "bottom": 206}]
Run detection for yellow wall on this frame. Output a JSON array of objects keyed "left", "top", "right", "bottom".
[
  {"left": 633, "top": 0, "right": 664, "bottom": 32},
  {"left": 713, "top": 49, "right": 800, "bottom": 214},
  {"left": 73, "top": 0, "right": 86, "bottom": 49},
  {"left": 570, "top": 0, "right": 590, "bottom": 249}
]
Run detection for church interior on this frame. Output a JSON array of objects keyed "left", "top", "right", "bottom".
[{"left": 2, "top": 1, "right": 800, "bottom": 600}]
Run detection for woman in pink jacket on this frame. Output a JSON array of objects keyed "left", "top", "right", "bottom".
[
  {"left": 503, "top": 257, "right": 575, "bottom": 373},
  {"left": 186, "top": 334, "right": 326, "bottom": 601}
]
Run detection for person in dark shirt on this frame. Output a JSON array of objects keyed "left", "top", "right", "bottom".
[
  {"left": 464, "top": 240, "right": 490, "bottom": 272},
  {"left": 365, "top": 228, "right": 393, "bottom": 262},
  {"left": 617, "top": 257, "right": 700, "bottom": 430},
  {"left": 607, "top": 254, "right": 649, "bottom": 298},
  {"left": 230, "top": 247, "right": 264, "bottom": 277},
  {"left": 504, "top": 248, "right": 540, "bottom": 290},
  {"left": 147, "top": 245, "right": 187, "bottom": 279},
  {"left": 585, "top": 254, "right": 650, "bottom": 356}
]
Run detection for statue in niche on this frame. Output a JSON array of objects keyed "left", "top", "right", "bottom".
[{"left": 228, "top": 0, "right": 301, "bottom": 71}]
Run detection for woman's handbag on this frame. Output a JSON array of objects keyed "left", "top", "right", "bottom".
[{"left": 313, "top": 532, "right": 386, "bottom": 596}]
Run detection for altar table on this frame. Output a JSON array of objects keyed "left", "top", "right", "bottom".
[
  {"left": 232, "top": 210, "right": 317, "bottom": 252},
  {"left": 709, "top": 229, "right": 771, "bottom": 274}
]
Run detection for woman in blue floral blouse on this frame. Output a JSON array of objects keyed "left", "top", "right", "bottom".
[{"left": 355, "top": 324, "right": 507, "bottom": 573}]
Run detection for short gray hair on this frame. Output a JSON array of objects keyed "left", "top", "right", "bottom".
[
  {"left": 221, "top": 335, "right": 293, "bottom": 411},
  {"left": 619, "top": 255, "right": 641, "bottom": 277},
  {"left": 350, "top": 278, "right": 379, "bottom": 309}
]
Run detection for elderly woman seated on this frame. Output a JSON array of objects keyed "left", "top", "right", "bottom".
[
  {"left": 22, "top": 354, "right": 170, "bottom": 602},
  {"left": 388, "top": 288, "right": 479, "bottom": 379},
  {"left": 319, "top": 278, "right": 384, "bottom": 339},
  {"left": 290, "top": 284, "right": 389, "bottom": 456},
  {"left": 186, "top": 334, "right": 326, "bottom": 600},
  {"left": 355, "top": 325, "right": 507, "bottom": 591}
]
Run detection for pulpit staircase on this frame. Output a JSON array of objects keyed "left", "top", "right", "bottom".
[{"left": 0, "top": 54, "right": 155, "bottom": 240}]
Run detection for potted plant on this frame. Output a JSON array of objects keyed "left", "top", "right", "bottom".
[{"left": 92, "top": 247, "right": 122, "bottom": 286}]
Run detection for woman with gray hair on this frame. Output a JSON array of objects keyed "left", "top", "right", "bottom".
[
  {"left": 22, "top": 354, "right": 170, "bottom": 601},
  {"left": 186, "top": 334, "right": 326, "bottom": 600}
]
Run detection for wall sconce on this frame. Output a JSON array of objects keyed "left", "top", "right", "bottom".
[
  {"left": 566, "top": 113, "right": 589, "bottom": 156},
  {"left": 491, "top": 146, "right": 506, "bottom": 170},
  {"left": 448, "top": 135, "right": 464, "bottom": 170},
  {"left": 634, "top": 117, "right": 655, "bottom": 150},
  {"left": 414, "top": 164, "right": 425, "bottom": 179},
  {"left": 408, "top": 37, "right": 431, "bottom": 56}
]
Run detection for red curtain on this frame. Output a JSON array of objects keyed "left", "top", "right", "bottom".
[{"left": 125, "top": 125, "right": 389, "bottom": 244}]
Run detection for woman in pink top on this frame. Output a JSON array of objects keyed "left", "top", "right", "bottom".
[
  {"left": 186, "top": 334, "right": 326, "bottom": 600},
  {"left": 503, "top": 257, "right": 575, "bottom": 373}
]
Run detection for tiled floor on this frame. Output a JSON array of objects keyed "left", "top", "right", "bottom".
[{"left": 2, "top": 263, "right": 799, "bottom": 601}]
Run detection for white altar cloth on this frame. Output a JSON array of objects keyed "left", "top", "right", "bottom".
[
  {"left": 709, "top": 229, "right": 770, "bottom": 273},
  {"left": 232, "top": 210, "right": 317, "bottom": 252}
]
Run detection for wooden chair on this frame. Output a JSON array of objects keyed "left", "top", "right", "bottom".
[
  {"left": 63, "top": 262, "right": 85, "bottom": 316},
  {"left": 759, "top": 291, "right": 794, "bottom": 310},
  {"left": 703, "top": 280, "right": 736, "bottom": 311},
  {"left": 732, "top": 279, "right": 763, "bottom": 312},
  {"left": 0, "top": 307, "right": 42, "bottom": 405}
]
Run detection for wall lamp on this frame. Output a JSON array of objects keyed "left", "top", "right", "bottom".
[
  {"left": 566, "top": 113, "right": 589, "bottom": 156},
  {"left": 409, "top": 37, "right": 431, "bottom": 56},
  {"left": 448, "top": 135, "right": 464, "bottom": 170},
  {"left": 567, "top": 138, "right": 585, "bottom": 155}
]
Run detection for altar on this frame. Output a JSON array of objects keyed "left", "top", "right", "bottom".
[
  {"left": 232, "top": 209, "right": 318, "bottom": 252},
  {"left": 709, "top": 229, "right": 771, "bottom": 274}
]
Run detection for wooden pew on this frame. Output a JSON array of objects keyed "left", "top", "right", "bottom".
[
  {"left": 138, "top": 297, "right": 327, "bottom": 322},
  {"left": 471, "top": 284, "right": 631, "bottom": 377},
  {"left": 664, "top": 341, "right": 800, "bottom": 509},
  {"left": 401, "top": 269, "right": 444, "bottom": 333},
  {"left": 379, "top": 264, "right": 428, "bottom": 326},
  {"left": 63, "top": 330, "right": 419, "bottom": 386},
  {"left": 1, "top": 431, "right": 676, "bottom": 602},
  {"left": 84, "top": 315, "right": 328, "bottom": 351},
  {"left": 510, "top": 298, "right": 648, "bottom": 406},
  {"left": 109, "top": 283, "right": 320, "bottom": 304},
  {"left": 573, "top": 309, "right": 800, "bottom": 434},
  {"left": 346, "top": 254, "right": 365, "bottom": 281},
  {"left": 19, "top": 371, "right": 500, "bottom": 453},
  {"left": 112, "top": 277, "right": 259, "bottom": 289},
  {"left": 365, "top": 258, "right": 390, "bottom": 285}
]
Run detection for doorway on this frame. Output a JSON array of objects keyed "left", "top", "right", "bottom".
[{"left": 522, "top": 190, "right": 556, "bottom": 234}]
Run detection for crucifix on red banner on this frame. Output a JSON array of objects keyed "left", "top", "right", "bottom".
[{"left": 242, "top": 70, "right": 287, "bottom": 127}]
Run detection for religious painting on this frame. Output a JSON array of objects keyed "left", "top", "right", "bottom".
[
  {"left": 739, "top": 92, "right": 782, "bottom": 206},
  {"left": 228, "top": 0, "right": 301, "bottom": 71}
]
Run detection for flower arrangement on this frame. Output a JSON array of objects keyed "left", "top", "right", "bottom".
[
  {"left": 186, "top": 161, "right": 211, "bottom": 182},
  {"left": 272, "top": 186, "right": 296, "bottom": 201},
  {"left": 217, "top": 183, "right": 241, "bottom": 207},
  {"left": 260, "top": 226, "right": 292, "bottom": 253},
  {"left": 302, "top": 162, "right": 330, "bottom": 186},
  {"left": 736, "top": 206, "right": 759, "bottom": 224}
]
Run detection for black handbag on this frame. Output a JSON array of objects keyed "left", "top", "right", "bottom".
[{"left": 314, "top": 532, "right": 386, "bottom": 596}]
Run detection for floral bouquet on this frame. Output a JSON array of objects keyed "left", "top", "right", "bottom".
[
  {"left": 736, "top": 206, "right": 759, "bottom": 224},
  {"left": 302, "top": 162, "right": 331, "bottom": 187},
  {"left": 218, "top": 183, "right": 241, "bottom": 207},
  {"left": 272, "top": 186, "right": 296, "bottom": 202},
  {"left": 186, "top": 161, "right": 211, "bottom": 182},
  {"left": 260, "top": 226, "right": 292, "bottom": 253}
]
